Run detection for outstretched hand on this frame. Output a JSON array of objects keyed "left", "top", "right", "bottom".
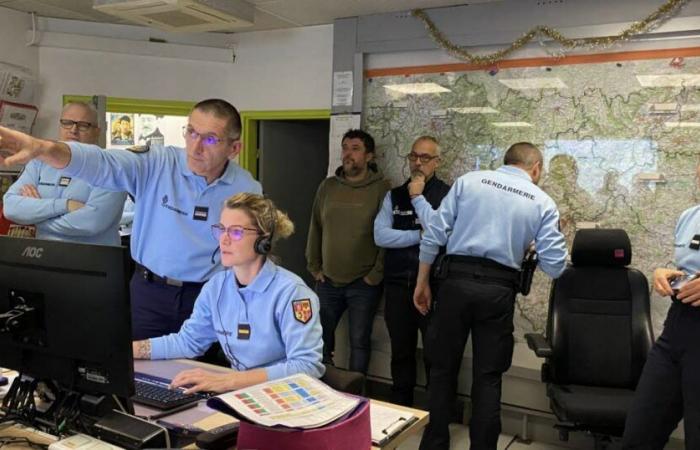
[{"left": 0, "top": 126, "right": 43, "bottom": 167}]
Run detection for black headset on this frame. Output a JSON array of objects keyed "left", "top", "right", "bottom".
[{"left": 253, "top": 199, "right": 276, "bottom": 255}]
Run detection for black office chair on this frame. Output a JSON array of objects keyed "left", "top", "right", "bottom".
[
  {"left": 321, "top": 363, "right": 366, "bottom": 395},
  {"left": 525, "top": 229, "right": 654, "bottom": 449}
]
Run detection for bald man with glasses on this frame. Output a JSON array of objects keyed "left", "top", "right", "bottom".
[
  {"left": 3, "top": 101, "right": 126, "bottom": 246},
  {"left": 0, "top": 98, "right": 261, "bottom": 340},
  {"left": 374, "top": 135, "right": 450, "bottom": 406}
]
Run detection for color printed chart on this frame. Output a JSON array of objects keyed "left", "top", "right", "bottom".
[{"left": 211, "top": 374, "right": 359, "bottom": 428}]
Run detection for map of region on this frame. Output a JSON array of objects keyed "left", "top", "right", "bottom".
[{"left": 364, "top": 53, "right": 700, "bottom": 337}]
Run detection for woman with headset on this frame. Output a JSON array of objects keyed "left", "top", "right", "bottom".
[{"left": 132, "top": 193, "right": 324, "bottom": 393}]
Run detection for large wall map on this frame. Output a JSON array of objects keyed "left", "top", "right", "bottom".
[{"left": 364, "top": 51, "right": 700, "bottom": 337}]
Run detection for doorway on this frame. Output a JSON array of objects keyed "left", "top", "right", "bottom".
[{"left": 240, "top": 111, "right": 330, "bottom": 285}]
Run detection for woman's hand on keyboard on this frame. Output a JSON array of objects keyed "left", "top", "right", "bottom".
[{"left": 170, "top": 368, "right": 237, "bottom": 394}]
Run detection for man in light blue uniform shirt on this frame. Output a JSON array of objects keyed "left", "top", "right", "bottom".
[
  {"left": 623, "top": 169, "right": 700, "bottom": 449},
  {"left": 415, "top": 142, "right": 567, "bottom": 450},
  {"left": 0, "top": 99, "right": 262, "bottom": 341},
  {"left": 3, "top": 102, "right": 125, "bottom": 245}
]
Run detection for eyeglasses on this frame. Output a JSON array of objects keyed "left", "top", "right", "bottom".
[
  {"left": 59, "top": 119, "right": 94, "bottom": 131},
  {"left": 211, "top": 224, "right": 260, "bottom": 241},
  {"left": 407, "top": 152, "right": 439, "bottom": 163},
  {"left": 183, "top": 126, "right": 229, "bottom": 147}
]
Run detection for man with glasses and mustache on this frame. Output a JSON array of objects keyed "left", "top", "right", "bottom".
[
  {"left": 0, "top": 99, "right": 261, "bottom": 341},
  {"left": 306, "top": 129, "right": 390, "bottom": 374},
  {"left": 3, "top": 101, "right": 126, "bottom": 246},
  {"left": 373, "top": 135, "right": 450, "bottom": 407}
]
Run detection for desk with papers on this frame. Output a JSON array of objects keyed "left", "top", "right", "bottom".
[{"left": 0, "top": 360, "right": 428, "bottom": 449}]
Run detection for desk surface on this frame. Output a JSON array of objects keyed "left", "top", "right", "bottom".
[
  {"left": 0, "top": 361, "right": 428, "bottom": 449},
  {"left": 140, "top": 359, "right": 428, "bottom": 449},
  {"left": 0, "top": 422, "right": 58, "bottom": 448}
]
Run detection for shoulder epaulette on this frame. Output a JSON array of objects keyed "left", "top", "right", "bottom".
[{"left": 125, "top": 142, "right": 150, "bottom": 153}]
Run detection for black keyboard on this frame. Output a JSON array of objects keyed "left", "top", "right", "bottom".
[{"left": 132, "top": 374, "right": 205, "bottom": 411}]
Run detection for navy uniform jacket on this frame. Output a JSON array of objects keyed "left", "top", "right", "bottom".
[{"left": 374, "top": 175, "right": 450, "bottom": 280}]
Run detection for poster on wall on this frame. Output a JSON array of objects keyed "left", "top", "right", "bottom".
[
  {"left": 104, "top": 113, "right": 187, "bottom": 149},
  {"left": 0, "top": 101, "right": 38, "bottom": 134},
  {"left": 0, "top": 63, "right": 35, "bottom": 104},
  {"left": 109, "top": 113, "right": 135, "bottom": 147}
]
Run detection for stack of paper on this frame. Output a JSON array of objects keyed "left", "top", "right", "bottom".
[{"left": 207, "top": 374, "right": 360, "bottom": 429}]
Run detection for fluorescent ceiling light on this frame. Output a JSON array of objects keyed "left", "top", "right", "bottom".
[
  {"left": 664, "top": 122, "right": 700, "bottom": 128},
  {"left": 448, "top": 107, "right": 499, "bottom": 114},
  {"left": 637, "top": 74, "right": 700, "bottom": 87},
  {"left": 491, "top": 122, "right": 533, "bottom": 127},
  {"left": 648, "top": 103, "right": 700, "bottom": 113},
  {"left": 383, "top": 83, "right": 451, "bottom": 94},
  {"left": 649, "top": 103, "right": 678, "bottom": 112},
  {"left": 498, "top": 78, "right": 567, "bottom": 90}
]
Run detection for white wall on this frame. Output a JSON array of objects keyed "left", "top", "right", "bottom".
[
  {"left": 0, "top": 7, "right": 39, "bottom": 103},
  {"left": 34, "top": 24, "right": 333, "bottom": 138}
]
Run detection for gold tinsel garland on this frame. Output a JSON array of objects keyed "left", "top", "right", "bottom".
[{"left": 412, "top": 0, "right": 691, "bottom": 66}]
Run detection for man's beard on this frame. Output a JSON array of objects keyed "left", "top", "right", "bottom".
[{"left": 343, "top": 159, "right": 363, "bottom": 177}]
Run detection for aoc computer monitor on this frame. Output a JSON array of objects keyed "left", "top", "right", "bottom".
[{"left": 0, "top": 236, "right": 133, "bottom": 400}]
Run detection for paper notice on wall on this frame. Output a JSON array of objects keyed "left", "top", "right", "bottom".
[
  {"left": 0, "top": 63, "right": 35, "bottom": 104},
  {"left": 328, "top": 114, "right": 361, "bottom": 176},
  {"left": 332, "top": 71, "right": 353, "bottom": 107}
]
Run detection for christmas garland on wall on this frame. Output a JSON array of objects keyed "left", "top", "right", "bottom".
[{"left": 412, "top": 0, "right": 691, "bottom": 66}]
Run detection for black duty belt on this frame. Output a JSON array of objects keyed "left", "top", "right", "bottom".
[
  {"left": 443, "top": 255, "right": 519, "bottom": 287},
  {"left": 136, "top": 263, "right": 204, "bottom": 288}
]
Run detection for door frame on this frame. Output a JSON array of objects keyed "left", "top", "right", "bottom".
[{"left": 239, "top": 110, "right": 331, "bottom": 178}]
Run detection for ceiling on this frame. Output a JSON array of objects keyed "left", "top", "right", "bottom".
[{"left": 0, "top": 0, "right": 501, "bottom": 33}]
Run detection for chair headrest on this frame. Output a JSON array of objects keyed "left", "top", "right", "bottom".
[{"left": 571, "top": 229, "right": 631, "bottom": 266}]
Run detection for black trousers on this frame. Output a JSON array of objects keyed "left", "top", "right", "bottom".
[
  {"left": 419, "top": 269, "right": 517, "bottom": 450},
  {"left": 130, "top": 271, "right": 203, "bottom": 340},
  {"left": 622, "top": 300, "right": 700, "bottom": 449},
  {"left": 384, "top": 276, "right": 431, "bottom": 406}
]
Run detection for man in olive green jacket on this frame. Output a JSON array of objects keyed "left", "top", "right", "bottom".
[{"left": 306, "top": 129, "right": 390, "bottom": 374}]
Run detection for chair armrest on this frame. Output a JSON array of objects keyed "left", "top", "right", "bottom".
[{"left": 525, "top": 333, "right": 553, "bottom": 358}]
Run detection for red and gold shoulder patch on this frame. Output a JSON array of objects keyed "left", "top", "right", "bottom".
[{"left": 292, "top": 298, "right": 313, "bottom": 324}]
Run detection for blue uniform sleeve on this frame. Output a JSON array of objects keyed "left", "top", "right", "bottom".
[
  {"left": 265, "top": 285, "right": 324, "bottom": 381},
  {"left": 534, "top": 200, "right": 568, "bottom": 278},
  {"left": 2, "top": 162, "right": 69, "bottom": 224},
  {"left": 36, "top": 189, "right": 127, "bottom": 237},
  {"left": 374, "top": 192, "right": 421, "bottom": 248},
  {"left": 64, "top": 142, "right": 148, "bottom": 197},
  {"left": 411, "top": 195, "right": 439, "bottom": 230},
  {"left": 420, "top": 182, "right": 460, "bottom": 264},
  {"left": 150, "top": 281, "right": 219, "bottom": 360}
]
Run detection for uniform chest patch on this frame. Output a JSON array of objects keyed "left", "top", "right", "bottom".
[{"left": 292, "top": 299, "right": 313, "bottom": 324}]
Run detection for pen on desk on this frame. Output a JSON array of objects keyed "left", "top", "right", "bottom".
[{"left": 148, "top": 400, "right": 199, "bottom": 420}]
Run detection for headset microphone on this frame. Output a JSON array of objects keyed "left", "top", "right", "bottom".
[{"left": 210, "top": 246, "right": 220, "bottom": 264}]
